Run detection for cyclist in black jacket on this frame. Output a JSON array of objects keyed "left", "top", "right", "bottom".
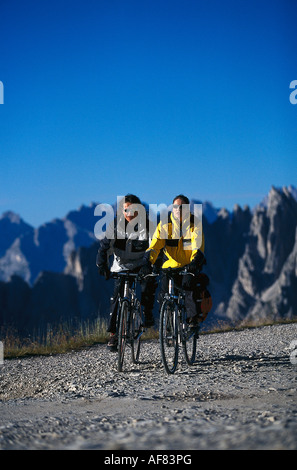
[{"left": 96, "top": 194, "right": 156, "bottom": 350}]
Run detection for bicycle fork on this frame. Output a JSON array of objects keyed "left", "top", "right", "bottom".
[
  {"left": 167, "top": 279, "right": 181, "bottom": 343},
  {"left": 123, "top": 280, "right": 129, "bottom": 299}
]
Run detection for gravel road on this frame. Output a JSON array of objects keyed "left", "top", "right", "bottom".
[{"left": 0, "top": 323, "right": 296, "bottom": 450}]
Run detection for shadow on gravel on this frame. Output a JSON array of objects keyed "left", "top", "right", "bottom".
[
  {"left": 108, "top": 353, "right": 291, "bottom": 375},
  {"left": 193, "top": 354, "right": 291, "bottom": 369}
]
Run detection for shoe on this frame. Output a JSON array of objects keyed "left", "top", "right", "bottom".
[
  {"left": 188, "top": 319, "right": 201, "bottom": 336},
  {"left": 188, "top": 313, "right": 203, "bottom": 326},
  {"left": 107, "top": 333, "right": 118, "bottom": 352}
]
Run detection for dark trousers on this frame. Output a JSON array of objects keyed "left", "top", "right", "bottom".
[
  {"left": 108, "top": 275, "right": 157, "bottom": 333},
  {"left": 159, "top": 272, "right": 207, "bottom": 319}
]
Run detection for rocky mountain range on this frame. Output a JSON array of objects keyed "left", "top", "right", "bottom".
[
  {"left": 0, "top": 204, "right": 98, "bottom": 285},
  {"left": 0, "top": 186, "right": 296, "bottom": 335}
]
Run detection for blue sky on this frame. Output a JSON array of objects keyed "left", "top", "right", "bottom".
[{"left": 0, "top": 0, "right": 296, "bottom": 227}]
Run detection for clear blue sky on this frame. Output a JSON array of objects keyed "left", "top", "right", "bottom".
[{"left": 0, "top": 0, "right": 296, "bottom": 227}]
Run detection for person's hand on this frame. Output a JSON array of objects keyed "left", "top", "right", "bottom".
[
  {"left": 138, "top": 264, "right": 152, "bottom": 277},
  {"left": 98, "top": 265, "right": 110, "bottom": 280},
  {"left": 187, "top": 250, "right": 205, "bottom": 273}
]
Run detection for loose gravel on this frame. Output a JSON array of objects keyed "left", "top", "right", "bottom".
[{"left": 0, "top": 323, "right": 296, "bottom": 450}]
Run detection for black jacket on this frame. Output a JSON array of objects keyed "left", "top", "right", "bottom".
[{"left": 96, "top": 214, "right": 150, "bottom": 272}]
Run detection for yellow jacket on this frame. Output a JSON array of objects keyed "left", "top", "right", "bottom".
[{"left": 148, "top": 213, "right": 205, "bottom": 269}]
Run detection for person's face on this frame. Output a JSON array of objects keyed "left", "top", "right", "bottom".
[
  {"left": 123, "top": 202, "right": 138, "bottom": 223},
  {"left": 172, "top": 198, "right": 188, "bottom": 222}
]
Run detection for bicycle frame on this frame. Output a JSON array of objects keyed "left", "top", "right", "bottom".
[
  {"left": 112, "top": 271, "right": 138, "bottom": 303},
  {"left": 163, "top": 269, "right": 190, "bottom": 329}
]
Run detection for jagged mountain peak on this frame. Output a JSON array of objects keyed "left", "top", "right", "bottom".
[
  {"left": 64, "top": 202, "right": 99, "bottom": 233},
  {"left": 287, "top": 184, "right": 297, "bottom": 200},
  {"left": 223, "top": 185, "right": 297, "bottom": 323},
  {"left": 257, "top": 185, "right": 297, "bottom": 211},
  {"left": 0, "top": 211, "right": 21, "bottom": 224},
  {"left": 0, "top": 211, "right": 33, "bottom": 260},
  {"left": 0, "top": 203, "right": 99, "bottom": 285},
  {"left": 0, "top": 210, "right": 32, "bottom": 227}
]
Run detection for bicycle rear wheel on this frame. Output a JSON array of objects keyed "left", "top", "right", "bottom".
[
  {"left": 118, "top": 300, "right": 129, "bottom": 372},
  {"left": 159, "top": 300, "right": 179, "bottom": 374},
  {"left": 131, "top": 300, "right": 142, "bottom": 364},
  {"left": 182, "top": 321, "right": 198, "bottom": 365}
]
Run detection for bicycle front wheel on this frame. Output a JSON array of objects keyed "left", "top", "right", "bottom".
[
  {"left": 118, "top": 300, "right": 129, "bottom": 372},
  {"left": 131, "top": 300, "right": 142, "bottom": 364},
  {"left": 159, "top": 300, "right": 179, "bottom": 374}
]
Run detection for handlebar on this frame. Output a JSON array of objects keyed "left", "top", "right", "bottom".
[
  {"left": 111, "top": 271, "right": 159, "bottom": 281},
  {"left": 111, "top": 272, "right": 139, "bottom": 278},
  {"left": 110, "top": 266, "right": 199, "bottom": 281},
  {"left": 161, "top": 267, "right": 195, "bottom": 277}
]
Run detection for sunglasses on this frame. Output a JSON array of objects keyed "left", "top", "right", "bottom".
[{"left": 124, "top": 208, "right": 136, "bottom": 214}]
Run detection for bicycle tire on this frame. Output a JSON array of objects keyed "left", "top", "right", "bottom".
[
  {"left": 182, "top": 321, "right": 198, "bottom": 365},
  {"left": 131, "top": 300, "right": 142, "bottom": 364},
  {"left": 159, "top": 299, "right": 179, "bottom": 374},
  {"left": 118, "top": 300, "right": 129, "bottom": 372}
]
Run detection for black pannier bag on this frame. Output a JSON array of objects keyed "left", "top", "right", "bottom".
[{"left": 184, "top": 273, "right": 213, "bottom": 321}]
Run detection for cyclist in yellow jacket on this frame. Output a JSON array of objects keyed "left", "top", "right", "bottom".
[
  {"left": 149, "top": 196, "right": 204, "bottom": 269},
  {"left": 144, "top": 194, "right": 205, "bottom": 269},
  {"left": 140, "top": 194, "right": 208, "bottom": 325}
]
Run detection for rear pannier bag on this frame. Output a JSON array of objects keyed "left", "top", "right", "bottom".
[{"left": 184, "top": 273, "right": 213, "bottom": 321}]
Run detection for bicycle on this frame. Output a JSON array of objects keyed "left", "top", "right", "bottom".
[
  {"left": 159, "top": 267, "right": 201, "bottom": 374},
  {"left": 111, "top": 272, "right": 153, "bottom": 372}
]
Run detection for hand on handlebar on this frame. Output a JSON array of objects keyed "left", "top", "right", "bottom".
[
  {"left": 97, "top": 264, "right": 110, "bottom": 280},
  {"left": 138, "top": 251, "right": 154, "bottom": 277},
  {"left": 187, "top": 249, "right": 205, "bottom": 274},
  {"left": 138, "top": 264, "right": 153, "bottom": 277}
]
